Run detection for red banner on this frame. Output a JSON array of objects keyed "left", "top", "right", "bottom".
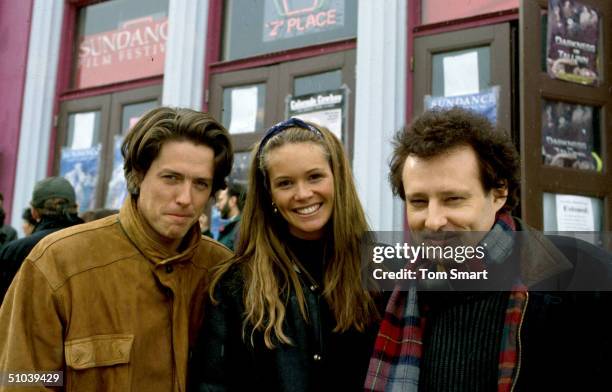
[
  {"left": 421, "top": 0, "right": 517, "bottom": 25},
  {"left": 75, "top": 16, "right": 168, "bottom": 89}
]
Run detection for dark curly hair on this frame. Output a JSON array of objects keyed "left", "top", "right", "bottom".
[
  {"left": 389, "top": 107, "right": 520, "bottom": 212},
  {"left": 122, "top": 107, "right": 233, "bottom": 197}
]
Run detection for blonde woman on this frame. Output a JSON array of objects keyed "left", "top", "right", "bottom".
[{"left": 189, "top": 118, "right": 381, "bottom": 391}]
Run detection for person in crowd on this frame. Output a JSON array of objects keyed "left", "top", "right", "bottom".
[
  {"left": 0, "top": 107, "right": 234, "bottom": 391},
  {"left": 199, "top": 211, "right": 214, "bottom": 239},
  {"left": 80, "top": 208, "right": 119, "bottom": 222},
  {"left": 0, "top": 177, "right": 83, "bottom": 303},
  {"left": 0, "top": 205, "right": 17, "bottom": 247},
  {"left": 214, "top": 181, "right": 245, "bottom": 250},
  {"left": 365, "top": 107, "right": 612, "bottom": 391},
  {"left": 189, "top": 118, "right": 382, "bottom": 391},
  {"left": 21, "top": 207, "right": 37, "bottom": 236}
]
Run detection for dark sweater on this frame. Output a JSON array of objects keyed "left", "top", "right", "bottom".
[{"left": 419, "top": 291, "right": 510, "bottom": 392}]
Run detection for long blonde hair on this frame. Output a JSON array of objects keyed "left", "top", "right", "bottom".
[{"left": 210, "top": 123, "right": 378, "bottom": 349}]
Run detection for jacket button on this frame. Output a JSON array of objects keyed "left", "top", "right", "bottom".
[
  {"left": 165, "top": 265, "right": 173, "bottom": 273},
  {"left": 313, "top": 354, "right": 322, "bottom": 361}
]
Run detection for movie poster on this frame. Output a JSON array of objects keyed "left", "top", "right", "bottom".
[
  {"left": 424, "top": 86, "right": 499, "bottom": 125},
  {"left": 287, "top": 89, "right": 345, "bottom": 140},
  {"left": 541, "top": 100, "right": 600, "bottom": 171},
  {"left": 105, "top": 135, "right": 128, "bottom": 209},
  {"left": 546, "top": 0, "right": 600, "bottom": 85},
  {"left": 229, "top": 152, "right": 251, "bottom": 188},
  {"left": 60, "top": 144, "right": 102, "bottom": 213}
]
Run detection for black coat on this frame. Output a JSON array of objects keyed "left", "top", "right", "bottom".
[
  {"left": 189, "top": 238, "right": 383, "bottom": 392},
  {"left": 513, "top": 231, "right": 612, "bottom": 390},
  {"left": 0, "top": 216, "right": 83, "bottom": 303}
]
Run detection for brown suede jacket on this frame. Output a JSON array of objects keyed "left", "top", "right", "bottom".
[{"left": 0, "top": 198, "right": 232, "bottom": 391}]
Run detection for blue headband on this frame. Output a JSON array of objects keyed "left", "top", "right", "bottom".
[{"left": 256, "top": 118, "right": 323, "bottom": 162}]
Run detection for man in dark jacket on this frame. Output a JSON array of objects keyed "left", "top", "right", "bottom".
[
  {"left": 0, "top": 176, "right": 83, "bottom": 302},
  {"left": 365, "top": 107, "right": 612, "bottom": 391},
  {"left": 215, "top": 181, "right": 245, "bottom": 250}
]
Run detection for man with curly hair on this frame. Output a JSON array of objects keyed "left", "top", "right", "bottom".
[{"left": 366, "top": 107, "right": 612, "bottom": 391}]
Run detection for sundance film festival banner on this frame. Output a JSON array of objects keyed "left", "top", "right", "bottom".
[
  {"left": 424, "top": 86, "right": 500, "bottom": 125},
  {"left": 76, "top": 16, "right": 168, "bottom": 88}
]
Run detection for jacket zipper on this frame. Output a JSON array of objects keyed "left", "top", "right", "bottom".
[{"left": 510, "top": 291, "right": 528, "bottom": 392}]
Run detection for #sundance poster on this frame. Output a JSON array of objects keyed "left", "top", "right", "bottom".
[
  {"left": 424, "top": 86, "right": 500, "bottom": 125},
  {"left": 546, "top": 0, "right": 600, "bottom": 85},
  {"left": 60, "top": 144, "right": 102, "bottom": 213},
  {"left": 105, "top": 135, "right": 128, "bottom": 209}
]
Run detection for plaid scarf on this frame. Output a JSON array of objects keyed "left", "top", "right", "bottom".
[{"left": 364, "top": 213, "right": 528, "bottom": 392}]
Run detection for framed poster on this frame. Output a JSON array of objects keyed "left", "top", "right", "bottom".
[
  {"left": 541, "top": 100, "right": 600, "bottom": 171},
  {"left": 546, "top": 0, "right": 600, "bottom": 85}
]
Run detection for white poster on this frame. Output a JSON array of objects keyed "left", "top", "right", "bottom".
[
  {"left": 229, "top": 86, "right": 258, "bottom": 134},
  {"left": 555, "top": 194, "right": 595, "bottom": 231},
  {"left": 443, "top": 51, "right": 480, "bottom": 97},
  {"left": 293, "top": 108, "right": 342, "bottom": 140},
  {"left": 288, "top": 89, "right": 345, "bottom": 142},
  {"left": 72, "top": 112, "right": 96, "bottom": 149}
]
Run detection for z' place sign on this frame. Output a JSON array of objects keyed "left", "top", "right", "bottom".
[{"left": 263, "top": 0, "right": 345, "bottom": 41}]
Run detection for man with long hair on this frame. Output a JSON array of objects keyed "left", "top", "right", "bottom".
[{"left": 0, "top": 107, "right": 234, "bottom": 391}]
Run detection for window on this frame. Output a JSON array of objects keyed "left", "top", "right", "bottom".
[
  {"left": 222, "top": 0, "right": 357, "bottom": 61},
  {"left": 56, "top": 86, "right": 162, "bottom": 212}
]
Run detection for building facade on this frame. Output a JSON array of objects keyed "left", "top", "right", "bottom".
[{"left": 0, "top": 0, "right": 610, "bottom": 237}]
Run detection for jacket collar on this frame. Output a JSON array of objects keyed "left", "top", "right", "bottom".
[
  {"left": 34, "top": 215, "right": 83, "bottom": 233},
  {"left": 513, "top": 218, "right": 573, "bottom": 287},
  {"left": 118, "top": 197, "right": 200, "bottom": 265}
]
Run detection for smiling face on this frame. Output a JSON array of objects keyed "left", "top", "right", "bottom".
[
  {"left": 266, "top": 142, "right": 334, "bottom": 240},
  {"left": 137, "top": 140, "right": 215, "bottom": 249},
  {"left": 402, "top": 145, "right": 507, "bottom": 235}
]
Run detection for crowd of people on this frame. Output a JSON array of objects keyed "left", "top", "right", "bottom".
[{"left": 0, "top": 106, "right": 610, "bottom": 391}]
